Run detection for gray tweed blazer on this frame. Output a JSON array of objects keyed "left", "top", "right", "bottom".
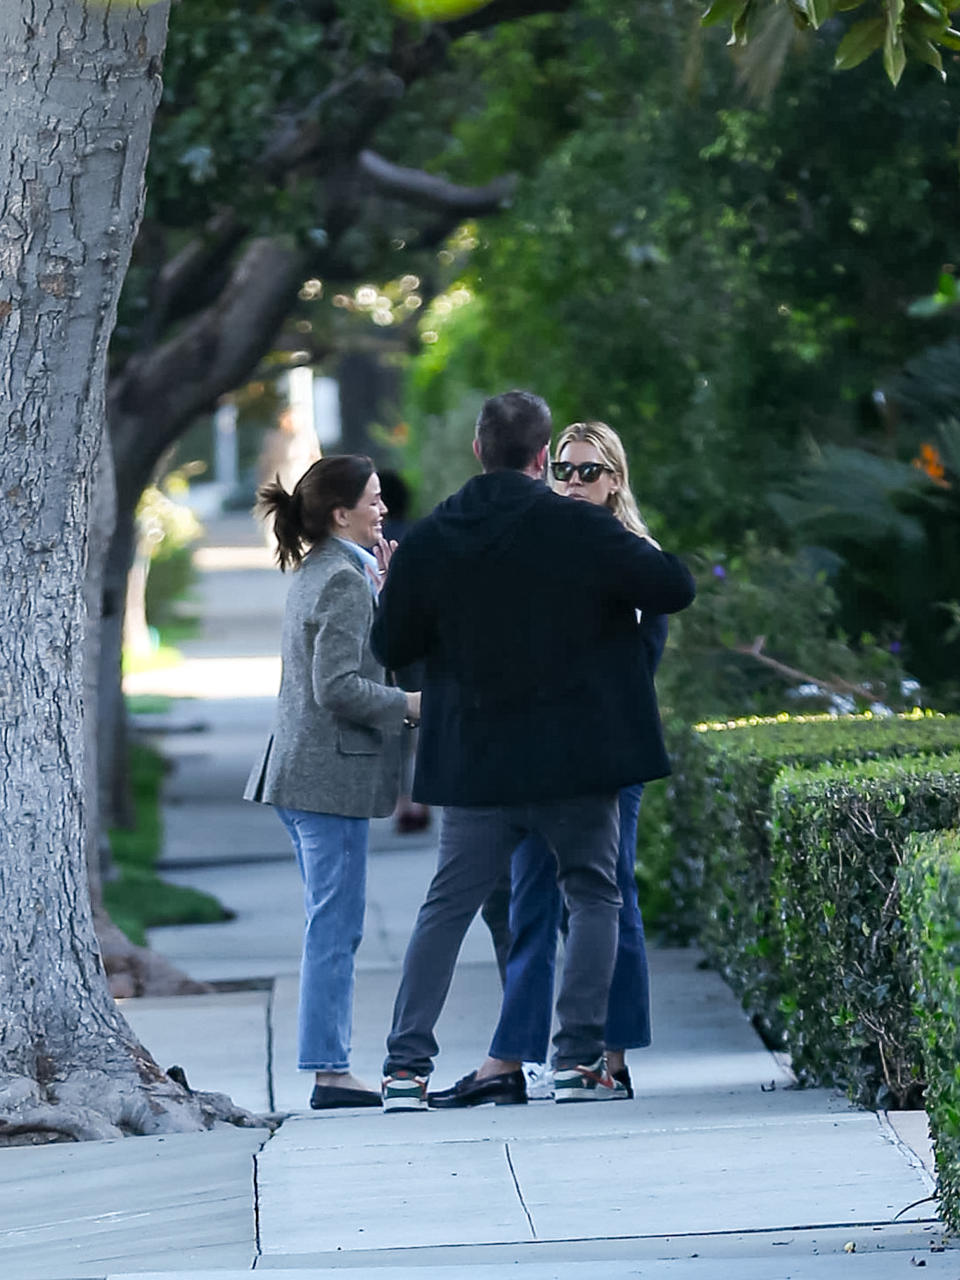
[{"left": 243, "top": 538, "right": 409, "bottom": 819}]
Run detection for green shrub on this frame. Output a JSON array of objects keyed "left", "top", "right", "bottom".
[
  {"left": 634, "top": 778, "right": 675, "bottom": 930},
  {"left": 107, "top": 742, "right": 230, "bottom": 947},
  {"left": 655, "top": 535, "right": 910, "bottom": 727},
  {"left": 137, "top": 476, "right": 203, "bottom": 629},
  {"left": 667, "top": 711, "right": 960, "bottom": 1033},
  {"left": 771, "top": 754, "right": 960, "bottom": 1108},
  {"left": 899, "top": 829, "right": 960, "bottom": 1230},
  {"left": 108, "top": 743, "right": 167, "bottom": 872},
  {"left": 125, "top": 694, "right": 174, "bottom": 716},
  {"left": 145, "top": 544, "right": 197, "bottom": 630}
]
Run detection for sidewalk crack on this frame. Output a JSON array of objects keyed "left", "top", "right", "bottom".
[
  {"left": 504, "top": 1141, "right": 537, "bottom": 1239},
  {"left": 877, "top": 1110, "right": 937, "bottom": 1195},
  {"left": 252, "top": 1148, "right": 263, "bottom": 1268},
  {"left": 265, "top": 979, "right": 276, "bottom": 1113},
  {"left": 252, "top": 1120, "right": 289, "bottom": 1269}
]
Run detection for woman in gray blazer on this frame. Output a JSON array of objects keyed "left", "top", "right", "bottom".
[{"left": 245, "top": 455, "right": 420, "bottom": 1109}]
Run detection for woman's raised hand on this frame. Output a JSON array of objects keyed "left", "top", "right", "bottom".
[{"left": 374, "top": 537, "right": 399, "bottom": 583}]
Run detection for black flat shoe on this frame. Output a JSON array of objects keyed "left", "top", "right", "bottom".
[
  {"left": 612, "top": 1067, "right": 634, "bottom": 1099},
  {"left": 427, "top": 1068, "right": 527, "bottom": 1109},
  {"left": 310, "top": 1083, "right": 382, "bottom": 1110}
]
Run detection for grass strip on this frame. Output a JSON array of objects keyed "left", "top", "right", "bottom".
[{"left": 105, "top": 738, "right": 231, "bottom": 948}]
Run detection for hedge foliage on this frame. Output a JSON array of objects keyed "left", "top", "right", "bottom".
[
  {"left": 667, "top": 711, "right": 960, "bottom": 1041},
  {"left": 899, "top": 829, "right": 960, "bottom": 1230},
  {"left": 771, "top": 754, "right": 960, "bottom": 1108}
]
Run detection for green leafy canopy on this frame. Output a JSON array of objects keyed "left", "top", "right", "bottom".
[{"left": 701, "top": 0, "right": 960, "bottom": 83}]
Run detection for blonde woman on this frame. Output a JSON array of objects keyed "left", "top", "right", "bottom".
[{"left": 431, "top": 421, "right": 665, "bottom": 1107}]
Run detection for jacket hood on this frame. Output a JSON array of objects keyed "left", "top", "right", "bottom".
[{"left": 433, "top": 470, "right": 548, "bottom": 558}]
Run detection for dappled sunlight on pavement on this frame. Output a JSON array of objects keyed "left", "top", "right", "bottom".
[
  {"left": 124, "top": 514, "right": 285, "bottom": 699},
  {"left": 124, "top": 655, "right": 281, "bottom": 700},
  {"left": 193, "top": 544, "right": 275, "bottom": 572}
]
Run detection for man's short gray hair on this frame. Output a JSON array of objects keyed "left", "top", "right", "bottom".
[{"left": 475, "top": 390, "right": 552, "bottom": 472}]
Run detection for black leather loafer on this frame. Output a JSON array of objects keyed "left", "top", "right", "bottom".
[
  {"left": 309, "top": 1083, "right": 382, "bottom": 1110},
  {"left": 613, "top": 1067, "right": 634, "bottom": 1099},
  {"left": 427, "top": 1068, "right": 527, "bottom": 1109}
]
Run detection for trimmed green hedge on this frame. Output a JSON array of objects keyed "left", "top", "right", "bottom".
[
  {"left": 900, "top": 829, "right": 960, "bottom": 1229},
  {"left": 667, "top": 712, "right": 960, "bottom": 1040},
  {"left": 771, "top": 754, "right": 960, "bottom": 1108}
]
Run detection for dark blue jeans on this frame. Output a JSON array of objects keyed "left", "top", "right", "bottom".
[{"left": 488, "top": 783, "right": 651, "bottom": 1063}]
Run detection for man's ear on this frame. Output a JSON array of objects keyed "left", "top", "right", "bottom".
[
  {"left": 535, "top": 445, "right": 549, "bottom": 475},
  {"left": 472, "top": 437, "right": 482, "bottom": 463}
]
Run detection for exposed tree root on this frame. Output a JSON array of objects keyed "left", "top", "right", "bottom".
[
  {"left": 0, "top": 1061, "right": 276, "bottom": 1146},
  {"left": 95, "top": 911, "right": 213, "bottom": 998},
  {"left": 0, "top": 921, "right": 280, "bottom": 1146}
]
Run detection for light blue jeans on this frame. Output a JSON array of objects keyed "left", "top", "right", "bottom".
[{"left": 275, "top": 807, "right": 369, "bottom": 1072}]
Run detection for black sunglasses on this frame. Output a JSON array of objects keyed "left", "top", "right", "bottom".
[{"left": 551, "top": 460, "right": 612, "bottom": 484}]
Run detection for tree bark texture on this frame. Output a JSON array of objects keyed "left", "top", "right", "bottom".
[
  {"left": 0, "top": 0, "right": 256, "bottom": 1141},
  {"left": 83, "top": 432, "right": 115, "bottom": 899}
]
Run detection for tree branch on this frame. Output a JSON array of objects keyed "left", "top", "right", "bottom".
[
  {"left": 259, "top": 68, "right": 402, "bottom": 179},
  {"left": 358, "top": 149, "right": 516, "bottom": 213},
  {"left": 141, "top": 210, "right": 245, "bottom": 347},
  {"left": 113, "top": 0, "right": 574, "bottom": 476},
  {"left": 259, "top": 1, "right": 573, "bottom": 184},
  {"left": 731, "top": 636, "right": 878, "bottom": 703},
  {"left": 110, "top": 237, "right": 309, "bottom": 486}
]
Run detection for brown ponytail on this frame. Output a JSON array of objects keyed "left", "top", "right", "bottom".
[
  {"left": 256, "top": 454, "right": 375, "bottom": 571},
  {"left": 257, "top": 478, "right": 303, "bottom": 571}
]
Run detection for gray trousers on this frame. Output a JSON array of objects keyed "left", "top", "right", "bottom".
[{"left": 384, "top": 795, "right": 621, "bottom": 1075}]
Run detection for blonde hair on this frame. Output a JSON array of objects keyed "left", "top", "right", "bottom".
[{"left": 554, "top": 421, "right": 649, "bottom": 537}]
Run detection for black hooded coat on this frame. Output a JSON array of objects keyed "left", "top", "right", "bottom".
[{"left": 371, "top": 469, "right": 695, "bottom": 806}]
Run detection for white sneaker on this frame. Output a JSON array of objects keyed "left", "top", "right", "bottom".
[
  {"left": 523, "top": 1062, "right": 555, "bottom": 1100},
  {"left": 553, "top": 1055, "right": 627, "bottom": 1103}
]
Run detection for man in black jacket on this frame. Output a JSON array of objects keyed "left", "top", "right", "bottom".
[{"left": 372, "top": 390, "right": 695, "bottom": 1110}]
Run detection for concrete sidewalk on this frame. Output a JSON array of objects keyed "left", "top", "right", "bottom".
[{"left": 0, "top": 513, "right": 950, "bottom": 1279}]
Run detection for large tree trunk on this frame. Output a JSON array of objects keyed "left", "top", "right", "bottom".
[{"left": 0, "top": 0, "right": 255, "bottom": 1141}]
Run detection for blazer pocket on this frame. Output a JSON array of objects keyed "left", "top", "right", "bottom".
[{"left": 337, "top": 722, "right": 382, "bottom": 756}]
